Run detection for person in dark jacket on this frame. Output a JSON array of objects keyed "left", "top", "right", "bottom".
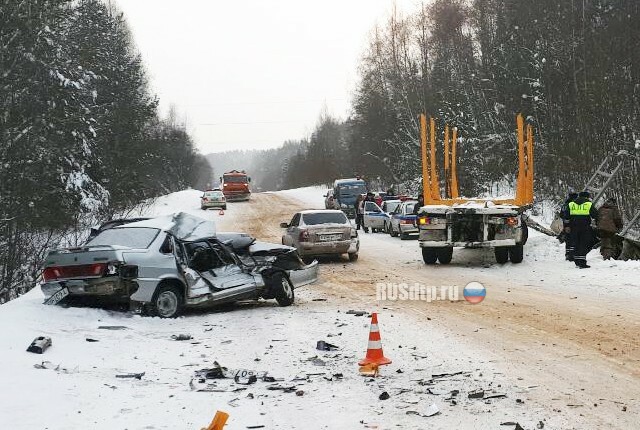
[
  {"left": 559, "top": 191, "right": 579, "bottom": 261},
  {"left": 355, "top": 194, "right": 365, "bottom": 231},
  {"left": 597, "top": 197, "right": 623, "bottom": 260},
  {"left": 413, "top": 194, "right": 425, "bottom": 215},
  {"left": 568, "top": 191, "right": 598, "bottom": 268}
]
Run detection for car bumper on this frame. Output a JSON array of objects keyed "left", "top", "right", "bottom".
[
  {"left": 41, "top": 277, "right": 133, "bottom": 299},
  {"left": 298, "top": 239, "right": 353, "bottom": 256},
  {"left": 399, "top": 224, "right": 418, "bottom": 234},
  {"left": 419, "top": 239, "right": 517, "bottom": 248},
  {"left": 202, "top": 201, "right": 226, "bottom": 208}
]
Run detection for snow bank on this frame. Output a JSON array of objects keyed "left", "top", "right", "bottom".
[{"left": 272, "top": 186, "right": 327, "bottom": 209}]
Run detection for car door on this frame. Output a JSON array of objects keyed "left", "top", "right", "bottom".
[
  {"left": 185, "top": 241, "right": 256, "bottom": 293},
  {"left": 391, "top": 204, "right": 403, "bottom": 232},
  {"left": 283, "top": 213, "right": 301, "bottom": 248},
  {"left": 363, "top": 201, "right": 385, "bottom": 229}
]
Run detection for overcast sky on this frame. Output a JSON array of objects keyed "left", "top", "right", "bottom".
[{"left": 114, "top": 0, "right": 418, "bottom": 154}]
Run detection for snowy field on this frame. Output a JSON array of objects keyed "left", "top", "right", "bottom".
[{"left": 1, "top": 187, "right": 639, "bottom": 430}]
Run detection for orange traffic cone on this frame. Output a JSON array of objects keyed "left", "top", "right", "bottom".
[
  {"left": 358, "top": 312, "right": 392, "bottom": 366},
  {"left": 218, "top": 208, "right": 224, "bottom": 216}
]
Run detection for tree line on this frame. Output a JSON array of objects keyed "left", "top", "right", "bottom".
[
  {"left": 0, "top": 0, "right": 211, "bottom": 302},
  {"left": 214, "top": 0, "right": 639, "bottom": 224}
]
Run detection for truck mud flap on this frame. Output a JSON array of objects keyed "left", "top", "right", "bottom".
[{"left": 287, "top": 260, "right": 319, "bottom": 288}]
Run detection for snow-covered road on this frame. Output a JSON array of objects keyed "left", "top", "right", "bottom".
[{"left": 1, "top": 189, "right": 639, "bottom": 429}]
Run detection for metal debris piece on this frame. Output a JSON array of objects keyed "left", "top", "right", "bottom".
[
  {"left": 316, "top": 340, "right": 339, "bottom": 351},
  {"left": 115, "top": 372, "right": 145, "bottom": 380},
  {"left": 97, "top": 326, "right": 128, "bottom": 330},
  {"left": 468, "top": 390, "right": 485, "bottom": 399},
  {"left": 171, "top": 334, "right": 192, "bottom": 341},
  {"left": 424, "top": 403, "right": 440, "bottom": 417},
  {"left": 27, "top": 336, "right": 52, "bottom": 354},
  {"left": 379, "top": 391, "right": 390, "bottom": 400}
]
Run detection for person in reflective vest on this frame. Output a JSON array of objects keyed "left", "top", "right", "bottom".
[
  {"left": 568, "top": 191, "right": 598, "bottom": 268},
  {"left": 559, "top": 191, "right": 578, "bottom": 261}
]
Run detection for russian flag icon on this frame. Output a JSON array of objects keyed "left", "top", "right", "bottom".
[{"left": 463, "top": 282, "right": 486, "bottom": 304}]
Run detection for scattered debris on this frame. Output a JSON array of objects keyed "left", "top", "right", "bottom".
[
  {"left": 537, "top": 421, "right": 545, "bottom": 429},
  {"left": 432, "top": 371, "right": 465, "bottom": 379},
  {"left": 115, "top": 372, "right": 144, "bottom": 380},
  {"left": 424, "top": 403, "right": 440, "bottom": 417},
  {"left": 359, "top": 363, "right": 379, "bottom": 377},
  {"left": 266, "top": 385, "right": 297, "bottom": 393},
  {"left": 85, "top": 338, "right": 99, "bottom": 343},
  {"left": 316, "top": 340, "right": 339, "bottom": 351},
  {"left": 33, "top": 361, "right": 78, "bottom": 373},
  {"left": 312, "top": 298, "right": 327, "bottom": 301},
  {"left": 246, "top": 426, "right": 265, "bottom": 429},
  {"left": 346, "top": 310, "right": 367, "bottom": 316},
  {"left": 379, "top": 391, "right": 390, "bottom": 400},
  {"left": 468, "top": 390, "right": 485, "bottom": 399},
  {"left": 484, "top": 393, "right": 508, "bottom": 400},
  {"left": 97, "top": 326, "right": 128, "bottom": 330},
  {"left": 27, "top": 336, "right": 52, "bottom": 354},
  {"left": 171, "top": 334, "right": 192, "bottom": 341},
  {"left": 296, "top": 390, "right": 304, "bottom": 396}
]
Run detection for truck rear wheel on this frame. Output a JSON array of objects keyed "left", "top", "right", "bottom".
[
  {"left": 509, "top": 244, "right": 524, "bottom": 263},
  {"left": 436, "top": 247, "right": 453, "bottom": 264},
  {"left": 422, "top": 247, "right": 438, "bottom": 264},
  {"left": 494, "top": 247, "right": 509, "bottom": 264}
]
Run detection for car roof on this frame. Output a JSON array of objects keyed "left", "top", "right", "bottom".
[{"left": 298, "top": 209, "right": 346, "bottom": 215}]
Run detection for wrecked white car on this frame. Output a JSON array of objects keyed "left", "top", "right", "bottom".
[{"left": 40, "top": 213, "right": 318, "bottom": 318}]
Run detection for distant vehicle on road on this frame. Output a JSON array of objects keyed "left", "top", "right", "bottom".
[
  {"left": 41, "top": 213, "right": 318, "bottom": 318},
  {"left": 323, "top": 189, "right": 335, "bottom": 209},
  {"left": 362, "top": 201, "right": 387, "bottom": 233},
  {"left": 201, "top": 189, "right": 227, "bottom": 210},
  {"left": 220, "top": 170, "right": 251, "bottom": 201},
  {"left": 388, "top": 200, "right": 418, "bottom": 239},
  {"left": 332, "top": 178, "right": 368, "bottom": 218},
  {"left": 380, "top": 199, "right": 402, "bottom": 233},
  {"left": 281, "top": 210, "right": 359, "bottom": 261}
]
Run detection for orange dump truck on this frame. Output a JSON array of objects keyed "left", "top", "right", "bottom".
[{"left": 220, "top": 170, "right": 251, "bottom": 201}]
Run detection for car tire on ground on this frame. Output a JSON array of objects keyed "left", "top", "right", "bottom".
[
  {"left": 509, "top": 244, "right": 524, "bottom": 263},
  {"left": 271, "top": 272, "right": 294, "bottom": 306},
  {"left": 436, "top": 247, "right": 453, "bottom": 264},
  {"left": 200, "top": 207, "right": 206, "bottom": 210},
  {"left": 149, "top": 282, "right": 183, "bottom": 318},
  {"left": 222, "top": 205, "right": 227, "bottom": 210},
  {"left": 348, "top": 252, "right": 359, "bottom": 262},
  {"left": 422, "top": 247, "right": 438, "bottom": 264},
  {"left": 400, "top": 231, "right": 409, "bottom": 240},
  {"left": 495, "top": 246, "right": 510, "bottom": 264},
  {"left": 389, "top": 224, "right": 398, "bottom": 237}
]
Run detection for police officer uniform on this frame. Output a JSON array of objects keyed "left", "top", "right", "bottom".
[{"left": 568, "top": 191, "right": 598, "bottom": 268}]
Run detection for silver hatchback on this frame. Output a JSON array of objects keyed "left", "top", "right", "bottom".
[{"left": 281, "top": 210, "right": 360, "bottom": 261}]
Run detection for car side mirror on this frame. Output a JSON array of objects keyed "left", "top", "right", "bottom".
[{"left": 280, "top": 222, "right": 289, "bottom": 228}]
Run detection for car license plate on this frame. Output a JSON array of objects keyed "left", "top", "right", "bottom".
[
  {"left": 319, "top": 234, "right": 342, "bottom": 242},
  {"left": 44, "top": 287, "right": 69, "bottom": 305}
]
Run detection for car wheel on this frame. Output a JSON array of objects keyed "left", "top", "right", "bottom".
[
  {"left": 494, "top": 247, "right": 509, "bottom": 264},
  {"left": 150, "top": 283, "right": 183, "bottom": 318},
  {"left": 200, "top": 206, "right": 206, "bottom": 210},
  {"left": 400, "top": 231, "right": 409, "bottom": 240},
  {"left": 509, "top": 244, "right": 524, "bottom": 263},
  {"left": 390, "top": 225, "right": 398, "bottom": 237},
  {"left": 222, "top": 205, "right": 227, "bottom": 210},
  {"left": 436, "top": 247, "right": 453, "bottom": 264},
  {"left": 348, "top": 252, "right": 359, "bottom": 262},
  {"left": 271, "top": 272, "right": 294, "bottom": 306},
  {"left": 422, "top": 247, "right": 437, "bottom": 264}
]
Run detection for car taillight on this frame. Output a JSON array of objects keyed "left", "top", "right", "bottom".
[
  {"left": 43, "top": 267, "right": 61, "bottom": 282},
  {"left": 299, "top": 230, "right": 310, "bottom": 242},
  {"left": 400, "top": 219, "right": 413, "bottom": 225},
  {"left": 506, "top": 217, "right": 519, "bottom": 226},
  {"left": 42, "top": 263, "right": 107, "bottom": 281}
]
